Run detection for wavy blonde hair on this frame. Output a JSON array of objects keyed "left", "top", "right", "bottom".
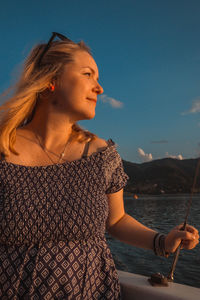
[{"left": 0, "top": 37, "right": 97, "bottom": 157}]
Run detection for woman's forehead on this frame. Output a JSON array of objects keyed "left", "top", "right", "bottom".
[{"left": 73, "top": 51, "right": 98, "bottom": 69}]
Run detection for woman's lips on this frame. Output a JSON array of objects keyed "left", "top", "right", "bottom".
[{"left": 87, "top": 98, "right": 97, "bottom": 103}]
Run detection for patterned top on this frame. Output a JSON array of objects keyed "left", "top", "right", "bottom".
[{"left": 0, "top": 138, "right": 129, "bottom": 299}]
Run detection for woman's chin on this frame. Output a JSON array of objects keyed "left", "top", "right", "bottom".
[
  {"left": 81, "top": 109, "right": 96, "bottom": 120},
  {"left": 83, "top": 113, "right": 96, "bottom": 120}
]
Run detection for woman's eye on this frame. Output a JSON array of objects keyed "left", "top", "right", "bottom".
[{"left": 84, "top": 72, "right": 91, "bottom": 77}]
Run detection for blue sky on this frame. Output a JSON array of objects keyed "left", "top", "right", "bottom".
[{"left": 1, "top": 0, "right": 200, "bottom": 163}]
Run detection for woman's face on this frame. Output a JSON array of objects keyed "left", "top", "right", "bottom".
[{"left": 53, "top": 50, "right": 104, "bottom": 121}]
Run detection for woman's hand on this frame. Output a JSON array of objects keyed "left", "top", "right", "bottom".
[{"left": 165, "top": 224, "right": 199, "bottom": 254}]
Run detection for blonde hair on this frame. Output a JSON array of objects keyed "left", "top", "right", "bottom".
[{"left": 0, "top": 38, "right": 97, "bottom": 157}]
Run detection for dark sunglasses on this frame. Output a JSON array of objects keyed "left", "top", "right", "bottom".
[{"left": 37, "top": 32, "right": 72, "bottom": 67}]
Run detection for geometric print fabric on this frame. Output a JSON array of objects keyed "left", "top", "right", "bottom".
[{"left": 0, "top": 139, "right": 129, "bottom": 299}]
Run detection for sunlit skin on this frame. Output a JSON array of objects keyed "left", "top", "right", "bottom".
[
  {"left": 106, "top": 190, "right": 199, "bottom": 253},
  {"left": 52, "top": 50, "right": 103, "bottom": 121},
  {"left": 9, "top": 51, "right": 104, "bottom": 164},
  {"left": 18, "top": 51, "right": 103, "bottom": 150},
  {"left": 8, "top": 50, "right": 199, "bottom": 255}
]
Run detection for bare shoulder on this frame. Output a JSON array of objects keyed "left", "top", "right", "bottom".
[{"left": 89, "top": 137, "right": 109, "bottom": 154}]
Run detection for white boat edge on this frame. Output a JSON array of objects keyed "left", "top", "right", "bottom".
[{"left": 117, "top": 270, "right": 200, "bottom": 300}]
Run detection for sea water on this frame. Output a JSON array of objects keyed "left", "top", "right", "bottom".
[{"left": 107, "top": 194, "right": 200, "bottom": 288}]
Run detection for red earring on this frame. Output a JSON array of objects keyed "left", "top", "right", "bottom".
[{"left": 49, "top": 83, "right": 55, "bottom": 92}]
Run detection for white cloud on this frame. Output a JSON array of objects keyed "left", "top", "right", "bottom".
[
  {"left": 165, "top": 152, "right": 183, "bottom": 160},
  {"left": 99, "top": 94, "right": 123, "bottom": 108},
  {"left": 182, "top": 99, "right": 200, "bottom": 115},
  {"left": 137, "top": 148, "right": 183, "bottom": 162},
  {"left": 138, "top": 148, "right": 153, "bottom": 162}
]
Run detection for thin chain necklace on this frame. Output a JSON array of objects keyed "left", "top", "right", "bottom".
[
  {"left": 34, "top": 133, "right": 71, "bottom": 164},
  {"left": 18, "top": 133, "right": 63, "bottom": 159}
]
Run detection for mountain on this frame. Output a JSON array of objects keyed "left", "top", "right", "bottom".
[{"left": 122, "top": 158, "right": 200, "bottom": 194}]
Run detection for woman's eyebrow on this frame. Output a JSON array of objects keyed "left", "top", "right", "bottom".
[{"left": 81, "top": 66, "right": 99, "bottom": 80}]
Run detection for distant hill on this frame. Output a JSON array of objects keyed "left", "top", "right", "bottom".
[{"left": 122, "top": 158, "right": 200, "bottom": 194}]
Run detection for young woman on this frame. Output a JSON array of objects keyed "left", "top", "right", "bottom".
[{"left": 0, "top": 32, "right": 199, "bottom": 299}]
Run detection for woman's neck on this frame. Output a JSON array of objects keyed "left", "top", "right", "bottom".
[{"left": 20, "top": 99, "right": 74, "bottom": 150}]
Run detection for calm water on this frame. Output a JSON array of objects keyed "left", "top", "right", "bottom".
[{"left": 107, "top": 195, "right": 200, "bottom": 288}]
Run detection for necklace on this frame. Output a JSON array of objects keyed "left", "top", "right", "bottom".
[
  {"left": 18, "top": 133, "right": 64, "bottom": 159},
  {"left": 34, "top": 133, "right": 71, "bottom": 164}
]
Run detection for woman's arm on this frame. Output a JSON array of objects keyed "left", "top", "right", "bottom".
[
  {"left": 106, "top": 189, "right": 156, "bottom": 250},
  {"left": 106, "top": 189, "right": 199, "bottom": 253}
]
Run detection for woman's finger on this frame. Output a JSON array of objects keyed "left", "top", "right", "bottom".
[
  {"left": 182, "top": 239, "right": 199, "bottom": 249},
  {"left": 175, "top": 224, "right": 199, "bottom": 235},
  {"left": 165, "top": 224, "right": 199, "bottom": 253},
  {"left": 184, "top": 224, "right": 199, "bottom": 235},
  {"left": 174, "top": 230, "right": 196, "bottom": 241}
]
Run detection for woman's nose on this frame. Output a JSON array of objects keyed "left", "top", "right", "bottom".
[{"left": 94, "top": 82, "right": 104, "bottom": 95}]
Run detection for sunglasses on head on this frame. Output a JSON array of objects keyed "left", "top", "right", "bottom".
[{"left": 37, "top": 32, "right": 72, "bottom": 67}]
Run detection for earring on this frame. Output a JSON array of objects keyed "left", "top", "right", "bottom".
[{"left": 49, "top": 83, "right": 55, "bottom": 92}]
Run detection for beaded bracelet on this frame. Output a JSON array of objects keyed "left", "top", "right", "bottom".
[{"left": 153, "top": 233, "right": 170, "bottom": 258}]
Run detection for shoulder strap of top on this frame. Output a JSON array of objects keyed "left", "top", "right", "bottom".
[
  {"left": 81, "top": 141, "right": 90, "bottom": 158},
  {"left": 81, "top": 138, "right": 114, "bottom": 159}
]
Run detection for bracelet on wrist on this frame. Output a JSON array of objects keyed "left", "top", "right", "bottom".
[{"left": 153, "top": 233, "right": 169, "bottom": 258}]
